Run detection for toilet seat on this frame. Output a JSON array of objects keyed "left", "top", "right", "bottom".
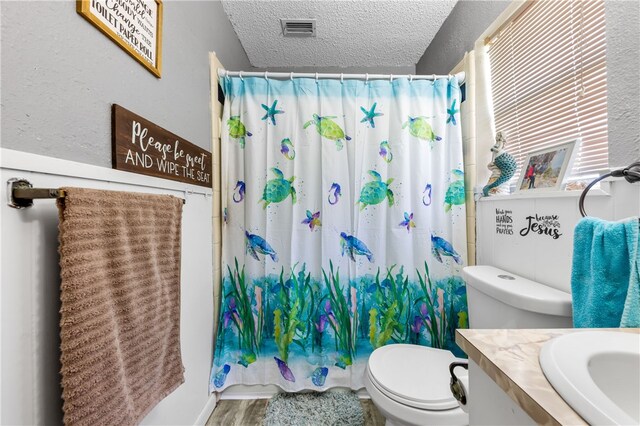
[{"left": 367, "top": 344, "right": 465, "bottom": 411}]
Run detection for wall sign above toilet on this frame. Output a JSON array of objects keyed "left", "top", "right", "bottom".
[
  {"left": 519, "top": 214, "right": 563, "bottom": 240},
  {"left": 495, "top": 208, "right": 514, "bottom": 235},
  {"left": 77, "top": 0, "right": 163, "bottom": 77},
  {"left": 112, "top": 104, "right": 212, "bottom": 187}
]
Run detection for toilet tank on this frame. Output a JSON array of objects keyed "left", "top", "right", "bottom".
[{"left": 463, "top": 266, "right": 573, "bottom": 329}]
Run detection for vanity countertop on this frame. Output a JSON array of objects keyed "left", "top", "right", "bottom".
[{"left": 455, "top": 328, "right": 640, "bottom": 426}]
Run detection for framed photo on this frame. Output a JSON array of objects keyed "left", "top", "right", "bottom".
[
  {"left": 77, "top": 0, "right": 163, "bottom": 78},
  {"left": 516, "top": 140, "right": 579, "bottom": 192}
]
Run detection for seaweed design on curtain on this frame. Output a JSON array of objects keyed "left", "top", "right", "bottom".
[{"left": 211, "top": 75, "right": 468, "bottom": 392}]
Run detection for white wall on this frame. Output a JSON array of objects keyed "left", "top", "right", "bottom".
[
  {"left": 0, "top": 149, "right": 214, "bottom": 425},
  {"left": 476, "top": 181, "right": 640, "bottom": 293}
]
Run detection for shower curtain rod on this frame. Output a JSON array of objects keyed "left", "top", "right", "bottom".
[{"left": 218, "top": 70, "right": 466, "bottom": 85}]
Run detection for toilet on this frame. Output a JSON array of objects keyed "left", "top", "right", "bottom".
[{"left": 364, "top": 265, "right": 573, "bottom": 426}]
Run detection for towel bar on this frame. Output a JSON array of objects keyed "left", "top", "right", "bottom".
[
  {"left": 578, "top": 161, "right": 640, "bottom": 217},
  {"left": 7, "top": 178, "right": 185, "bottom": 209}
]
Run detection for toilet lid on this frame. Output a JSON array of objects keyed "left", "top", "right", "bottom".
[{"left": 367, "top": 344, "right": 464, "bottom": 411}]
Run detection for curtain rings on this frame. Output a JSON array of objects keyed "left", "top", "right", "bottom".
[
  {"left": 264, "top": 71, "right": 269, "bottom": 80},
  {"left": 340, "top": 73, "right": 344, "bottom": 84},
  {"left": 315, "top": 72, "right": 319, "bottom": 83},
  {"left": 365, "top": 73, "right": 369, "bottom": 84},
  {"left": 290, "top": 72, "right": 294, "bottom": 81},
  {"left": 390, "top": 74, "right": 394, "bottom": 82},
  {"left": 409, "top": 74, "right": 413, "bottom": 83},
  {"left": 239, "top": 71, "right": 244, "bottom": 81},
  {"left": 431, "top": 74, "right": 436, "bottom": 85}
]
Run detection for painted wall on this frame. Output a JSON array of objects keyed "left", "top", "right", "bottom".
[
  {"left": 416, "top": 0, "right": 510, "bottom": 75},
  {"left": 0, "top": 0, "right": 251, "bottom": 167},
  {"left": 605, "top": 0, "right": 640, "bottom": 167}
]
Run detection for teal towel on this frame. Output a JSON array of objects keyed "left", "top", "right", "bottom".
[
  {"left": 571, "top": 217, "right": 640, "bottom": 328},
  {"left": 621, "top": 218, "right": 640, "bottom": 327}
]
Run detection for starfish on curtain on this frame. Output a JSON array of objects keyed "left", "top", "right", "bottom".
[
  {"left": 261, "top": 100, "right": 284, "bottom": 125},
  {"left": 360, "top": 102, "right": 383, "bottom": 128},
  {"left": 447, "top": 100, "right": 459, "bottom": 125}
]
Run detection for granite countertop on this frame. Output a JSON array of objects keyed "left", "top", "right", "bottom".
[{"left": 455, "top": 328, "right": 640, "bottom": 426}]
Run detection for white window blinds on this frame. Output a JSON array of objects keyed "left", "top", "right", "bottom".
[{"left": 488, "top": 0, "right": 608, "bottom": 182}]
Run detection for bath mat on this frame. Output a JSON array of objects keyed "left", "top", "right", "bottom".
[
  {"left": 57, "top": 188, "right": 184, "bottom": 426},
  {"left": 264, "top": 391, "right": 364, "bottom": 426}
]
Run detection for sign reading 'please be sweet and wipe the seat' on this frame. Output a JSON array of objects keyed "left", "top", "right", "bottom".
[{"left": 112, "top": 104, "right": 212, "bottom": 188}]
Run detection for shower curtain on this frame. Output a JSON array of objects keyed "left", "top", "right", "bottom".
[{"left": 210, "top": 75, "right": 468, "bottom": 393}]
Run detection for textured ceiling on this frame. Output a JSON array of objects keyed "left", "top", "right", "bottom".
[{"left": 222, "top": 0, "right": 458, "bottom": 68}]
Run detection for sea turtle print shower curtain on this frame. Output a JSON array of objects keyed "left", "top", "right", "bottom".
[{"left": 210, "top": 75, "right": 468, "bottom": 392}]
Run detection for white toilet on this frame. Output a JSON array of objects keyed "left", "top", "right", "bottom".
[{"left": 364, "top": 265, "right": 573, "bottom": 426}]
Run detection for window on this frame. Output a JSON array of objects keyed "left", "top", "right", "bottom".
[{"left": 488, "top": 0, "right": 608, "bottom": 185}]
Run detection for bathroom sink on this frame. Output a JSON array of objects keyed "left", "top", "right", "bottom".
[{"left": 540, "top": 331, "right": 640, "bottom": 425}]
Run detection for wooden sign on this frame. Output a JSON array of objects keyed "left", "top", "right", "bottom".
[
  {"left": 77, "top": 0, "right": 163, "bottom": 77},
  {"left": 112, "top": 104, "right": 212, "bottom": 187}
]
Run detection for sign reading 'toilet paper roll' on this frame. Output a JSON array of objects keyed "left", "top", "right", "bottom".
[
  {"left": 112, "top": 104, "right": 212, "bottom": 188},
  {"left": 77, "top": 0, "right": 163, "bottom": 77}
]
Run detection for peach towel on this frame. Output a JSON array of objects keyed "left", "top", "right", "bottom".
[{"left": 57, "top": 188, "right": 184, "bottom": 425}]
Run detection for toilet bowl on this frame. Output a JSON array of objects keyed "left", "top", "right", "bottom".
[
  {"left": 364, "top": 344, "right": 468, "bottom": 426},
  {"left": 365, "top": 265, "right": 573, "bottom": 425}
]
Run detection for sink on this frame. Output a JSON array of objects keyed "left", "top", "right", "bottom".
[{"left": 540, "top": 331, "right": 640, "bottom": 425}]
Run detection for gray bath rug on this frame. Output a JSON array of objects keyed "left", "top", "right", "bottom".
[{"left": 264, "top": 391, "right": 364, "bottom": 426}]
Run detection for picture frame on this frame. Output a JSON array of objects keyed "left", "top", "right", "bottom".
[
  {"left": 515, "top": 139, "right": 579, "bottom": 192},
  {"left": 77, "top": 0, "right": 163, "bottom": 78}
]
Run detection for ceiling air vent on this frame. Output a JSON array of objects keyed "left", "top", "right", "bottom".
[{"left": 281, "top": 19, "right": 316, "bottom": 37}]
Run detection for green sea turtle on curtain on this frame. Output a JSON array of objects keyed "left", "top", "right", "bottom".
[
  {"left": 303, "top": 114, "right": 351, "bottom": 150},
  {"left": 403, "top": 116, "right": 442, "bottom": 147},
  {"left": 261, "top": 168, "right": 297, "bottom": 208},
  {"left": 227, "top": 116, "right": 252, "bottom": 148},
  {"left": 212, "top": 74, "right": 468, "bottom": 393},
  {"left": 357, "top": 170, "right": 394, "bottom": 210},
  {"left": 444, "top": 169, "right": 466, "bottom": 212}
]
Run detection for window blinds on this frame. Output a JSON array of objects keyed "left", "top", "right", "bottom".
[{"left": 488, "top": 0, "right": 608, "bottom": 182}]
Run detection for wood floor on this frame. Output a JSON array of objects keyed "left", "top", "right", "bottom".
[{"left": 206, "top": 398, "right": 385, "bottom": 426}]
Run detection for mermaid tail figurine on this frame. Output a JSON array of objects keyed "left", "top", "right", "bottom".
[{"left": 482, "top": 132, "right": 517, "bottom": 196}]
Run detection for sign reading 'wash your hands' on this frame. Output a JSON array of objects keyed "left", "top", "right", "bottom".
[{"left": 112, "top": 104, "right": 212, "bottom": 187}]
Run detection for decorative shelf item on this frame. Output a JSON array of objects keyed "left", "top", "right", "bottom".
[{"left": 482, "top": 132, "right": 517, "bottom": 196}]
